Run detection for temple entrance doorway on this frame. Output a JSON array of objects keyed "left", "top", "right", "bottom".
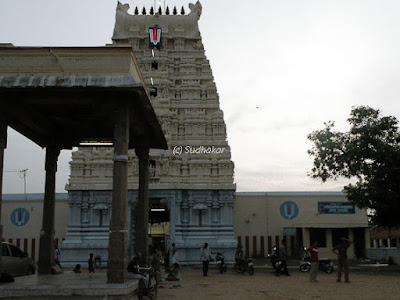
[{"left": 149, "top": 199, "right": 170, "bottom": 257}]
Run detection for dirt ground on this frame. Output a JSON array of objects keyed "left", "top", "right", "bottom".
[{"left": 156, "top": 266, "right": 400, "bottom": 300}]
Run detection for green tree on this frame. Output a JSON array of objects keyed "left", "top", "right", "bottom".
[{"left": 308, "top": 106, "right": 400, "bottom": 226}]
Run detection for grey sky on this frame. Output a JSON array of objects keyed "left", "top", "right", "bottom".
[{"left": 1, "top": 0, "right": 400, "bottom": 193}]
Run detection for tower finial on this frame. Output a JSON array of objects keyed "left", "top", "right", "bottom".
[
  {"left": 181, "top": 6, "right": 185, "bottom": 15},
  {"left": 142, "top": 7, "right": 146, "bottom": 15},
  {"left": 173, "top": 6, "right": 177, "bottom": 15},
  {"left": 166, "top": 6, "right": 170, "bottom": 15}
]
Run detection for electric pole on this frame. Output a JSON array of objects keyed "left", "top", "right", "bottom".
[{"left": 4, "top": 169, "right": 28, "bottom": 199}]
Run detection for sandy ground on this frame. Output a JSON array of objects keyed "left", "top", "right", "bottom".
[{"left": 156, "top": 266, "right": 400, "bottom": 300}]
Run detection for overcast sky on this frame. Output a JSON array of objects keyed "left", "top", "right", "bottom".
[{"left": 1, "top": 0, "right": 400, "bottom": 194}]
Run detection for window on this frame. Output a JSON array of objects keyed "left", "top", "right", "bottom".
[
  {"left": 390, "top": 239, "right": 397, "bottom": 248},
  {"left": 309, "top": 228, "right": 326, "bottom": 247},
  {"left": 149, "top": 87, "right": 157, "bottom": 97}
]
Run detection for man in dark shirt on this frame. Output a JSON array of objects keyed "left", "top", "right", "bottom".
[
  {"left": 332, "top": 237, "right": 352, "bottom": 283},
  {"left": 88, "top": 253, "right": 95, "bottom": 273},
  {"left": 278, "top": 239, "right": 290, "bottom": 276}
]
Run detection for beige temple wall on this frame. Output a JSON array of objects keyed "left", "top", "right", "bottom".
[
  {"left": 2, "top": 191, "right": 370, "bottom": 260},
  {"left": 233, "top": 195, "right": 267, "bottom": 238},
  {"left": 234, "top": 192, "right": 370, "bottom": 258},
  {"left": 1, "top": 194, "right": 69, "bottom": 260}
]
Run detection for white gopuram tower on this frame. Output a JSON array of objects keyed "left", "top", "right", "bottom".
[{"left": 62, "top": 1, "right": 237, "bottom": 265}]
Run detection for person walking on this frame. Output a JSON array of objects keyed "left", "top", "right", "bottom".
[
  {"left": 171, "top": 243, "right": 179, "bottom": 266},
  {"left": 151, "top": 249, "right": 162, "bottom": 283},
  {"left": 278, "top": 239, "right": 290, "bottom": 276},
  {"left": 332, "top": 237, "right": 352, "bottom": 283},
  {"left": 54, "top": 247, "right": 62, "bottom": 269},
  {"left": 200, "top": 243, "right": 212, "bottom": 276},
  {"left": 88, "top": 253, "right": 95, "bottom": 273},
  {"left": 167, "top": 243, "right": 181, "bottom": 280},
  {"left": 306, "top": 241, "right": 319, "bottom": 282}
]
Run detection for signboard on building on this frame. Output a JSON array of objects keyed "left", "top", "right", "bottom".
[
  {"left": 11, "top": 208, "right": 30, "bottom": 226},
  {"left": 280, "top": 201, "right": 299, "bottom": 220},
  {"left": 318, "top": 202, "right": 355, "bottom": 214}
]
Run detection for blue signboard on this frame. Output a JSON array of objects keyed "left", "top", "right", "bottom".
[
  {"left": 10, "top": 208, "right": 30, "bottom": 226},
  {"left": 280, "top": 201, "right": 299, "bottom": 220},
  {"left": 318, "top": 202, "right": 355, "bottom": 214}
]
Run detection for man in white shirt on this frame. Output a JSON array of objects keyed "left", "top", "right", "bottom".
[
  {"left": 167, "top": 243, "right": 181, "bottom": 280},
  {"left": 200, "top": 243, "right": 212, "bottom": 276}
]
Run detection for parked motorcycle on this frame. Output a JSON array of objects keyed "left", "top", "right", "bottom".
[
  {"left": 215, "top": 252, "right": 227, "bottom": 273},
  {"left": 234, "top": 249, "right": 254, "bottom": 275},
  {"left": 268, "top": 246, "right": 286, "bottom": 274},
  {"left": 299, "top": 248, "right": 334, "bottom": 274}
]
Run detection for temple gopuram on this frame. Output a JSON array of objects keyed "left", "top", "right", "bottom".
[{"left": 61, "top": 1, "right": 237, "bottom": 265}]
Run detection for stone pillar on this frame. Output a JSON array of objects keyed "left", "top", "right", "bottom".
[
  {"left": 135, "top": 146, "right": 149, "bottom": 265},
  {"left": 349, "top": 229, "right": 355, "bottom": 258},
  {"left": 0, "top": 122, "right": 7, "bottom": 274},
  {"left": 365, "top": 228, "right": 371, "bottom": 250},
  {"left": 302, "top": 228, "right": 310, "bottom": 247},
  {"left": 38, "top": 146, "right": 60, "bottom": 274},
  {"left": 107, "top": 102, "right": 129, "bottom": 283},
  {"left": 326, "top": 229, "right": 333, "bottom": 250}
]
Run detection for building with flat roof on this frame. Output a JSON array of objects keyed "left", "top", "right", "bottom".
[
  {"left": 234, "top": 192, "right": 370, "bottom": 258},
  {"left": 1, "top": 193, "right": 69, "bottom": 261},
  {"left": 1, "top": 191, "right": 372, "bottom": 265}
]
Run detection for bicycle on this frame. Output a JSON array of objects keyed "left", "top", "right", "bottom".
[{"left": 136, "top": 266, "right": 158, "bottom": 300}]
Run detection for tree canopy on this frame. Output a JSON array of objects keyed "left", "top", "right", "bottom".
[{"left": 308, "top": 106, "right": 400, "bottom": 226}]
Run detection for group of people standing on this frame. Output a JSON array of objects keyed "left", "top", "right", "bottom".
[
  {"left": 306, "top": 237, "right": 353, "bottom": 283},
  {"left": 56, "top": 238, "right": 353, "bottom": 282},
  {"left": 165, "top": 242, "right": 213, "bottom": 278},
  {"left": 167, "top": 238, "right": 353, "bottom": 282}
]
